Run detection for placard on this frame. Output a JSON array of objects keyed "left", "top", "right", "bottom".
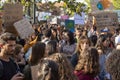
[
  {"left": 65, "top": 20, "right": 75, "bottom": 32},
  {"left": 74, "top": 13, "right": 85, "bottom": 25},
  {"left": 14, "top": 19, "right": 35, "bottom": 39},
  {"left": 89, "top": 11, "right": 118, "bottom": 27},
  {"left": 3, "top": 3, "right": 23, "bottom": 34}
]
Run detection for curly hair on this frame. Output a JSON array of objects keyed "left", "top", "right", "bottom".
[
  {"left": 46, "top": 53, "right": 77, "bottom": 80},
  {"left": 106, "top": 49, "right": 120, "bottom": 80},
  {"left": 75, "top": 47, "right": 99, "bottom": 77}
]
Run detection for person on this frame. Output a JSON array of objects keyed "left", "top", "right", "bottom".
[
  {"left": 23, "top": 42, "right": 46, "bottom": 80},
  {"left": 60, "top": 30, "right": 76, "bottom": 59},
  {"left": 0, "top": 32, "right": 24, "bottom": 80},
  {"left": 45, "top": 40, "right": 58, "bottom": 56},
  {"left": 38, "top": 53, "right": 77, "bottom": 80},
  {"left": 13, "top": 44, "right": 26, "bottom": 73},
  {"left": 106, "top": 49, "right": 120, "bottom": 80},
  {"left": 71, "top": 36, "right": 91, "bottom": 68},
  {"left": 96, "top": 35, "right": 112, "bottom": 80},
  {"left": 74, "top": 47, "right": 99, "bottom": 80}
]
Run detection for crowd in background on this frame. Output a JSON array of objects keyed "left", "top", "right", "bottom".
[{"left": 0, "top": 22, "right": 120, "bottom": 80}]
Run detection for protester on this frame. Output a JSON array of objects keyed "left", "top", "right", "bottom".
[
  {"left": 13, "top": 44, "right": 26, "bottom": 73},
  {"left": 0, "top": 32, "right": 24, "bottom": 80},
  {"left": 41, "top": 53, "right": 77, "bottom": 80},
  {"left": 106, "top": 49, "right": 120, "bottom": 80},
  {"left": 60, "top": 30, "right": 76, "bottom": 59},
  {"left": 96, "top": 35, "right": 112, "bottom": 80},
  {"left": 71, "top": 36, "right": 91, "bottom": 68},
  {"left": 74, "top": 47, "right": 99, "bottom": 80},
  {"left": 23, "top": 42, "right": 46, "bottom": 80}
]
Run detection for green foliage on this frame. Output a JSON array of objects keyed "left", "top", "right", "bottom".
[
  {"left": 57, "top": 0, "right": 89, "bottom": 16},
  {"left": 112, "top": 0, "right": 120, "bottom": 9}
]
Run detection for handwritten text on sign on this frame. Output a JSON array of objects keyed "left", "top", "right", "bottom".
[
  {"left": 14, "top": 19, "right": 35, "bottom": 39},
  {"left": 3, "top": 3, "right": 23, "bottom": 27}
]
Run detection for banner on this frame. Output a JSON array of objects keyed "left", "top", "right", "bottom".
[
  {"left": 14, "top": 19, "right": 35, "bottom": 39},
  {"left": 65, "top": 20, "right": 75, "bottom": 32}
]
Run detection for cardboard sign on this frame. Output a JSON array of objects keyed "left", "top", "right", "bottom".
[
  {"left": 3, "top": 3, "right": 23, "bottom": 34},
  {"left": 74, "top": 13, "right": 85, "bottom": 25},
  {"left": 89, "top": 11, "right": 118, "bottom": 27},
  {"left": 65, "top": 20, "right": 75, "bottom": 32},
  {"left": 14, "top": 19, "right": 35, "bottom": 39}
]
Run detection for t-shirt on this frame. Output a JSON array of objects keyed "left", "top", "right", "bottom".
[{"left": 0, "top": 59, "right": 18, "bottom": 80}]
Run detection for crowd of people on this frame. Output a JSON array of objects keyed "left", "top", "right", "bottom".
[{"left": 0, "top": 23, "right": 120, "bottom": 80}]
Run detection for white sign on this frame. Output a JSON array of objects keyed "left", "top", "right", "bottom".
[
  {"left": 50, "top": 17, "right": 57, "bottom": 24},
  {"left": 38, "top": 12, "right": 51, "bottom": 21},
  {"left": 14, "top": 19, "right": 35, "bottom": 39},
  {"left": 74, "top": 12, "right": 85, "bottom": 25}
]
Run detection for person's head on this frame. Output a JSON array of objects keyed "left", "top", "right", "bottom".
[
  {"left": 13, "top": 44, "right": 23, "bottom": 61},
  {"left": 0, "top": 32, "right": 16, "bottom": 56},
  {"left": 76, "top": 36, "right": 90, "bottom": 53},
  {"left": 64, "top": 31, "right": 75, "bottom": 45},
  {"left": 75, "top": 27, "right": 82, "bottom": 37},
  {"left": 96, "top": 35, "right": 110, "bottom": 54},
  {"left": 51, "top": 28, "right": 57, "bottom": 37},
  {"left": 29, "top": 42, "right": 46, "bottom": 65},
  {"left": 38, "top": 59, "right": 59, "bottom": 80},
  {"left": 45, "top": 40, "right": 58, "bottom": 56},
  {"left": 75, "top": 47, "right": 99, "bottom": 77},
  {"left": 44, "top": 29, "right": 51, "bottom": 38},
  {"left": 47, "top": 53, "right": 77, "bottom": 80},
  {"left": 82, "top": 30, "right": 87, "bottom": 36},
  {"left": 106, "top": 49, "right": 120, "bottom": 80}
]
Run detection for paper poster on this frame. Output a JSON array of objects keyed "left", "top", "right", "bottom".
[
  {"left": 74, "top": 12, "right": 85, "bottom": 25},
  {"left": 14, "top": 19, "right": 35, "bottom": 39},
  {"left": 38, "top": 12, "right": 51, "bottom": 21},
  {"left": 65, "top": 20, "right": 75, "bottom": 32}
]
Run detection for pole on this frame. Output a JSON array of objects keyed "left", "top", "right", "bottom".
[{"left": 33, "top": 0, "right": 36, "bottom": 24}]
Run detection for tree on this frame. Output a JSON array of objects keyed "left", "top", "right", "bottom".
[
  {"left": 112, "top": 0, "right": 120, "bottom": 9},
  {"left": 57, "top": 0, "right": 89, "bottom": 16}
]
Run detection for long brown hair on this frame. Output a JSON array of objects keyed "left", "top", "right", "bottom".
[
  {"left": 46, "top": 53, "right": 77, "bottom": 80},
  {"left": 75, "top": 36, "right": 91, "bottom": 53},
  {"left": 75, "top": 47, "right": 99, "bottom": 77},
  {"left": 29, "top": 42, "right": 46, "bottom": 65}
]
